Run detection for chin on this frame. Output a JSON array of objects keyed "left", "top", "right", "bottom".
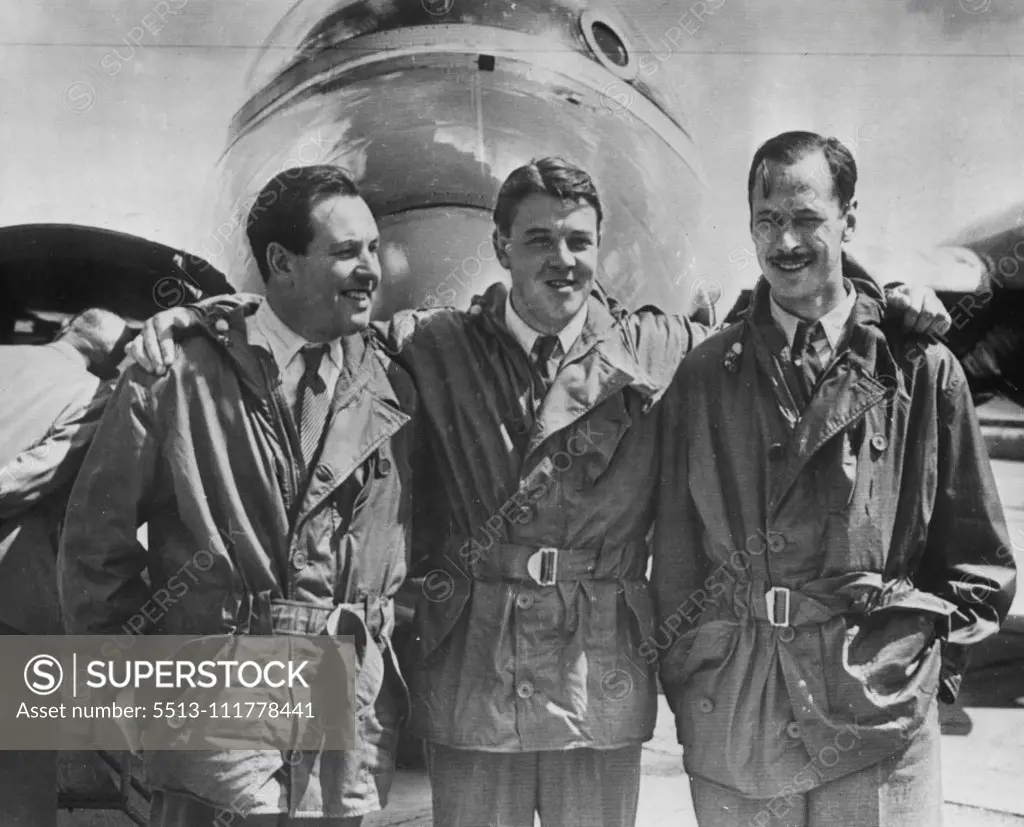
[{"left": 323, "top": 314, "right": 369, "bottom": 339}]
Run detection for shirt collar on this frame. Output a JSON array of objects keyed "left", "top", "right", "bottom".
[
  {"left": 505, "top": 291, "right": 588, "bottom": 358},
  {"left": 769, "top": 282, "right": 857, "bottom": 352},
  {"left": 251, "top": 300, "right": 344, "bottom": 372}
]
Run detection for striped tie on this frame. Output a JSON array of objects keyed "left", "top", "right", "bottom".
[
  {"left": 791, "top": 320, "right": 827, "bottom": 406},
  {"left": 294, "top": 344, "right": 331, "bottom": 467}
]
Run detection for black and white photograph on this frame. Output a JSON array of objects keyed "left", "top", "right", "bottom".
[{"left": 0, "top": 0, "right": 1022, "bottom": 824}]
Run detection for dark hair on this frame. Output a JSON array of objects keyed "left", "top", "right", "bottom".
[
  {"left": 493, "top": 157, "right": 603, "bottom": 236},
  {"left": 747, "top": 131, "right": 857, "bottom": 214},
  {"left": 246, "top": 165, "right": 360, "bottom": 282}
]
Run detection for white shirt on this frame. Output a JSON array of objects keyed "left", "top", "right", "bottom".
[
  {"left": 245, "top": 300, "right": 344, "bottom": 409},
  {"left": 769, "top": 285, "right": 857, "bottom": 368},
  {"left": 505, "top": 291, "right": 588, "bottom": 364}
]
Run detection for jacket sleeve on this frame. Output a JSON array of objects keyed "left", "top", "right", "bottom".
[
  {"left": 650, "top": 372, "right": 713, "bottom": 713},
  {"left": 915, "top": 354, "right": 1017, "bottom": 702},
  {"left": 0, "top": 380, "right": 112, "bottom": 521},
  {"left": 58, "top": 369, "right": 161, "bottom": 634},
  {"left": 626, "top": 308, "right": 716, "bottom": 392},
  {"left": 192, "top": 292, "right": 260, "bottom": 320}
]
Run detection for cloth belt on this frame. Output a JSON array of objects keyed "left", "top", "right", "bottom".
[
  {"left": 734, "top": 573, "right": 958, "bottom": 629},
  {"left": 236, "top": 592, "right": 394, "bottom": 641},
  {"left": 463, "top": 541, "right": 648, "bottom": 585}
]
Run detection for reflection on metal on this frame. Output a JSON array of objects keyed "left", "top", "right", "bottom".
[{"left": 197, "top": 0, "right": 703, "bottom": 315}]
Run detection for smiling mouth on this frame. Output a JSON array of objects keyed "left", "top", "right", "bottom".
[
  {"left": 340, "top": 288, "right": 374, "bottom": 301},
  {"left": 545, "top": 278, "right": 578, "bottom": 289},
  {"left": 771, "top": 258, "right": 812, "bottom": 272}
]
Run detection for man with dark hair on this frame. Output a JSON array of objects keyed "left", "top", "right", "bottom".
[
  {"left": 246, "top": 165, "right": 360, "bottom": 283},
  {"left": 127, "top": 155, "right": 950, "bottom": 827},
  {"left": 59, "top": 165, "right": 417, "bottom": 826},
  {"left": 653, "top": 131, "right": 1016, "bottom": 826},
  {"left": 0, "top": 306, "right": 129, "bottom": 827},
  {"left": 492, "top": 156, "right": 604, "bottom": 236},
  {"left": 746, "top": 130, "right": 857, "bottom": 214}
]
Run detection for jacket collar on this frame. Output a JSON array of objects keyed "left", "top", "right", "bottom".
[
  {"left": 768, "top": 282, "right": 858, "bottom": 352},
  {"left": 196, "top": 297, "right": 398, "bottom": 410},
  {"left": 196, "top": 299, "right": 409, "bottom": 528},
  {"left": 472, "top": 281, "right": 653, "bottom": 457},
  {"left": 745, "top": 253, "right": 888, "bottom": 386},
  {"left": 740, "top": 257, "right": 907, "bottom": 515},
  {"left": 504, "top": 289, "right": 588, "bottom": 358}
]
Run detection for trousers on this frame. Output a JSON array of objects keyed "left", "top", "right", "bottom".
[{"left": 427, "top": 743, "right": 643, "bottom": 827}]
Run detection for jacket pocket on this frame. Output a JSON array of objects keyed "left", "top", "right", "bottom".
[
  {"left": 666, "top": 621, "right": 743, "bottom": 764},
  {"left": 620, "top": 581, "right": 658, "bottom": 683},
  {"left": 412, "top": 572, "right": 471, "bottom": 665},
  {"left": 660, "top": 619, "right": 734, "bottom": 695}
]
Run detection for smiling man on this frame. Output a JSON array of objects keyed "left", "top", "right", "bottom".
[
  {"left": 126, "top": 156, "right": 953, "bottom": 827},
  {"left": 653, "top": 131, "right": 1016, "bottom": 827},
  {"left": 59, "top": 166, "right": 417, "bottom": 826}
]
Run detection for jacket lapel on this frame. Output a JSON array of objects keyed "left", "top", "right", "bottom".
[
  {"left": 295, "top": 334, "right": 411, "bottom": 527},
  {"left": 742, "top": 276, "right": 894, "bottom": 517},
  {"left": 196, "top": 303, "right": 295, "bottom": 581},
  {"left": 525, "top": 293, "right": 640, "bottom": 458}
]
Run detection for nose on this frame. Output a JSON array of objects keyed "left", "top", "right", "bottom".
[
  {"left": 548, "top": 239, "right": 575, "bottom": 269},
  {"left": 359, "top": 248, "right": 382, "bottom": 281},
  {"left": 778, "top": 224, "right": 801, "bottom": 252}
]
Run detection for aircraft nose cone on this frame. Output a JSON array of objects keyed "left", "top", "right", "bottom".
[{"left": 373, "top": 206, "right": 507, "bottom": 318}]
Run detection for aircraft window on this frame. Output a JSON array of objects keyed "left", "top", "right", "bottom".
[
  {"left": 591, "top": 22, "right": 628, "bottom": 67},
  {"left": 580, "top": 11, "right": 636, "bottom": 80}
]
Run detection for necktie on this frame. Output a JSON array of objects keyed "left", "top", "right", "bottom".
[
  {"left": 791, "top": 320, "right": 826, "bottom": 405},
  {"left": 294, "top": 344, "right": 331, "bottom": 467},
  {"left": 531, "top": 335, "right": 561, "bottom": 398}
]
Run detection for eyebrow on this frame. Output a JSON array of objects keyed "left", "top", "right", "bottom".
[{"left": 523, "top": 228, "right": 595, "bottom": 238}]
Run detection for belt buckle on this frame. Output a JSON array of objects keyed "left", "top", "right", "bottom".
[
  {"left": 766, "top": 586, "right": 791, "bottom": 627},
  {"left": 527, "top": 547, "right": 559, "bottom": 586}
]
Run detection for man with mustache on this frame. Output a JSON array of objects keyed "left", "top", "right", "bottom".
[
  {"left": 59, "top": 165, "right": 417, "bottom": 826},
  {"left": 653, "top": 131, "right": 1017, "bottom": 826},
  {"left": 127, "top": 156, "right": 950, "bottom": 827}
]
